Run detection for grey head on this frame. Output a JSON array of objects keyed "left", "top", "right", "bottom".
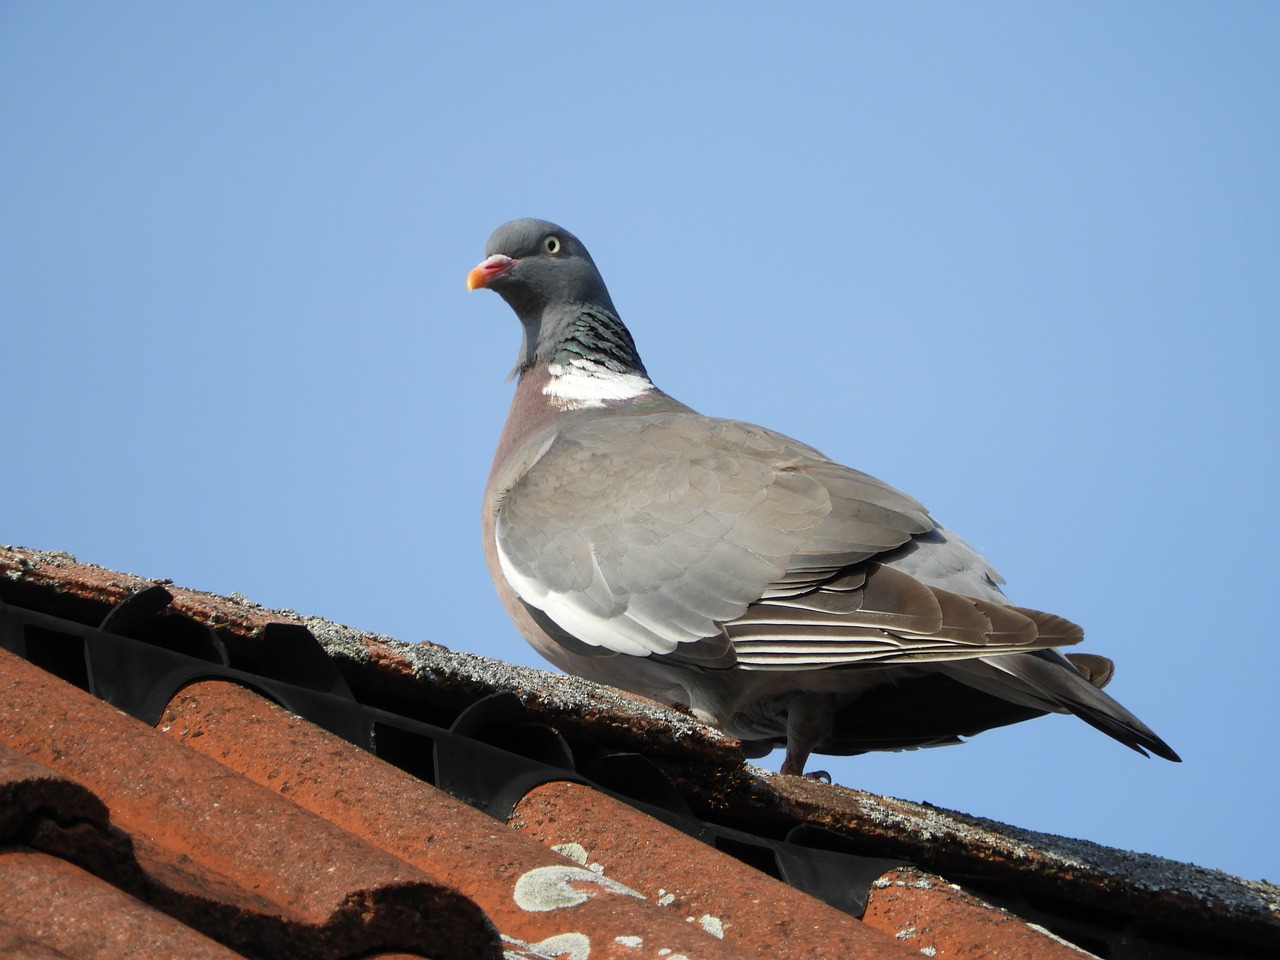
[{"left": 467, "top": 218, "right": 646, "bottom": 377}]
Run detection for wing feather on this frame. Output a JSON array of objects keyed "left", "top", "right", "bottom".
[
  {"left": 728, "top": 564, "right": 1083, "bottom": 670},
  {"left": 496, "top": 411, "right": 1081, "bottom": 673},
  {"left": 495, "top": 413, "right": 928, "bottom": 660}
]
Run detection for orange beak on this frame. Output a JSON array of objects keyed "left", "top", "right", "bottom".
[{"left": 466, "top": 254, "right": 516, "bottom": 291}]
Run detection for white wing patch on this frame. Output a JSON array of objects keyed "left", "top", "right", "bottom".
[
  {"left": 543, "top": 358, "right": 654, "bottom": 410},
  {"left": 495, "top": 530, "right": 690, "bottom": 656}
]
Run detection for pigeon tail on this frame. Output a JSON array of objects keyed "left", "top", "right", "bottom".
[{"left": 986, "top": 650, "right": 1182, "bottom": 762}]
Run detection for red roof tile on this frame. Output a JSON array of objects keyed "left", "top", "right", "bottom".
[
  {"left": 764, "top": 772, "right": 1280, "bottom": 955},
  {"left": 2, "top": 850, "right": 242, "bottom": 960},
  {"left": 161, "top": 678, "right": 758, "bottom": 960},
  {"left": 509, "top": 778, "right": 921, "bottom": 959},
  {"left": 0, "top": 647, "right": 498, "bottom": 960},
  {"left": 864, "top": 866, "right": 1095, "bottom": 959},
  {"left": 3, "top": 543, "right": 1278, "bottom": 960},
  {"left": 0, "top": 921, "right": 77, "bottom": 960}
]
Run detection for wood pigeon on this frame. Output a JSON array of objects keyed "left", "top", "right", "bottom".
[{"left": 468, "top": 218, "right": 1179, "bottom": 775}]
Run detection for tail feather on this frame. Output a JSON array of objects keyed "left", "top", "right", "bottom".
[{"left": 984, "top": 649, "right": 1181, "bottom": 762}]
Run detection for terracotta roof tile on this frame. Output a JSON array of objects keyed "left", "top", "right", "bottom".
[
  {"left": 0, "top": 921, "right": 77, "bottom": 960},
  {"left": 3, "top": 543, "right": 1279, "bottom": 960},
  {"left": 1, "top": 850, "right": 243, "bottom": 960},
  {"left": 864, "top": 866, "right": 1097, "bottom": 959},
  {"left": 508, "top": 778, "right": 920, "bottom": 959},
  {"left": 160, "top": 678, "right": 770, "bottom": 959},
  {"left": 764, "top": 772, "right": 1280, "bottom": 955},
  {"left": 1, "top": 743, "right": 112, "bottom": 842},
  {"left": 0, "top": 647, "right": 499, "bottom": 960}
]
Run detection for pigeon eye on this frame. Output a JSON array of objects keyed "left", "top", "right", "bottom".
[{"left": 544, "top": 236, "right": 562, "bottom": 255}]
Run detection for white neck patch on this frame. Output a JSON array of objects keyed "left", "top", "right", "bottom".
[{"left": 543, "top": 358, "right": 654, "bottom": 410}]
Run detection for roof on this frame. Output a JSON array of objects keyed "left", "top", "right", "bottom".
[{"left": 2, "top": 543, "right": 1276, "bottom": 959}]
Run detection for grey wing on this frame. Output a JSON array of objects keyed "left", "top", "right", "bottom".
[
  {"left": 724, "top": 495, "right": 1085, "bottom": 671},
  {"left": 494, "top": 412, "right": 932, "bottom": 662}
]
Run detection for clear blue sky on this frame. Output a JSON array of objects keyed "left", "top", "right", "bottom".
[{"left": 4, "top": 3, "right": 1277, "bottom": 882}]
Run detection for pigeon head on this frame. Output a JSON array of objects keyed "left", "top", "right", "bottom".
[
  {"left": 468, "top": 218, "right": 646, "bottom": 379},
  {"left": 467, "top": 218, "right": 617, "bottom": 321}
]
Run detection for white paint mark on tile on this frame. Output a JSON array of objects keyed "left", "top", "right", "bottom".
[
  {"left": 697, "top": 914, "right": 724, "bottom": 939},
  {"left": 552, "top": 842, "right": 590, "bottom": 865},
  {"left": 1025, "top": 922, "right": 1101, "bottom": 955},
  {"left": 549, "top": 843, "right": 607, "bottom": 875},
  {"left": 501, "top": 931, "right": 592, "bottom": 960},
  {"left": 514, "top": 864, "right": 645, "bottom": 912}
]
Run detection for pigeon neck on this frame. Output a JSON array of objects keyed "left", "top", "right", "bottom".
[{"left": 521, "top": 304, "right": 656, "bottom": 411}]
